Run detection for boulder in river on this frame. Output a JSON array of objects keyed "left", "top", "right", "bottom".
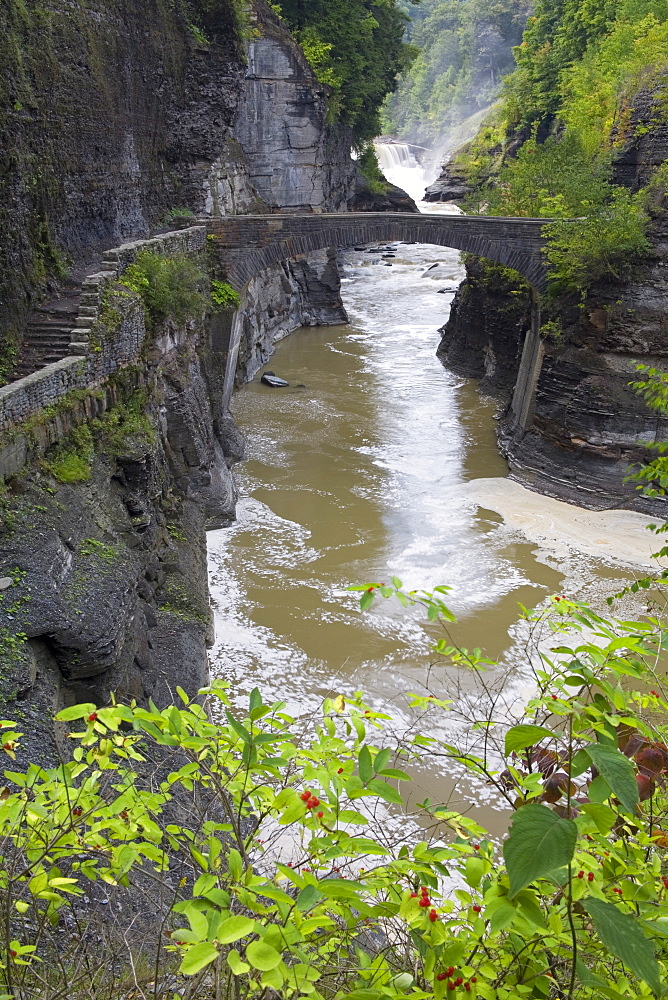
[{"left": 261, "top": 371, "right": 290, "bottom": 387}]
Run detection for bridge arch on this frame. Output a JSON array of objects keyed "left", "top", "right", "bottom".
[
  {"left": 206, "top": 212, "right": 553, "bottom": 416},
  {"left": 207, "top": 212, "right": 552, "bottom": 296}
]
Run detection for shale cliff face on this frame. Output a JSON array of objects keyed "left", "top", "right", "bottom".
[
  {"left": 0, "top": 297, "right": 236, "bottom": 766},
  {"left": 439, "top": 93, "right": 668, "bottom": 512},
  {"left": 0, "top": 0, "right": 362, "bottom": 732},
  {"left": 0, "top": 0, "right": 246, "bottom": 361}
]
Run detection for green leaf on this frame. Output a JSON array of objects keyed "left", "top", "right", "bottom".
[
  {"left": 297, "top": 884, "right": 323, "bottom": 912},
  {"left": 359, "top": 591, "right": 374, "bottom": 611},
  {"left": 245, "top": 940, "right": 282, "bottom": 971},
  {"left": 227, "top": 849, "right": 243, "bottom": 881},
  {"left": 571, "top": 748, "right": 592, "bottom": 777},
  {"left": 579, "top": 802, "right": 617, "bottom": 834},
  {"left": 464, "top": 856, "right": 485, "bottom": 889},
  {"left": 583, "top": 898, "right": 661, "bottom": 994},
  {"left": 505, "top": 724, "right": 555, "bottom": 756},
  {"left": 337, "top": 809, "right": 368, "bottom": 824},
  {"left": 365, "top": 777, "right": 402, "bottom": 803},
  {"left": 373, "top": 747, "right": 392, "bottom": 773},
  {"left": 489, "top": 901, "right": 516, "bottom": 933},
  {"left": 515, "top": 890, "right": 547, "bottom": 928},
  {"left": 503, "top": 803, "right": 577, "bottom": 898},
  {"left": 249, "top": 688, "right": 262, "bottom": 713},
  {"left": 575, "top": 956, "right": 626, "bottom": 1000},
  {"left": 377, "top": 767, "right": 411, "bottom": 780},
  {"left": 358, "top": 745, "right": 373, "bottom": 784},
  {"left": 225, "top": 710, "right": 251, "bottom": 745},
  {"left": 179, "top": 942, "right": 219, "bottom": 976},
  {"left": 55, "top": 704, "right": 97, "bottom": 722},
  {"left": 227, "top": 949, "right": 250, "bottom": 975},
  {"left": 217, "top": 915, "right": 256, "bottom": 944},
  {"left": 585, "top": 743, "right": 638, "bottom": 815}
]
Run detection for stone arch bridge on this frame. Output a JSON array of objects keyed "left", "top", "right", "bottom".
[
  {"left": 207, "top": 212, "right": 555, "bottom": 428},
  {"left": 207, "top": 212, "right": 552, "bottom": 296}
]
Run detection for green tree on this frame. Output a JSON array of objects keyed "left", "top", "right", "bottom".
[
  {"left": 276, "top": 0, "right": 416, "bottom": 144},
  {"left": 383, "top": 0, "right": 531, "bottom": 144},
  {"left": 4, "top": 584, "right": 668, "bottom": 997}
]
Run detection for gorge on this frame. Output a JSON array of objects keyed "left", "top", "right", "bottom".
[
  {"left": 3, "top": 1, "right": 668, "bottom": 995},
  {"left": 1, "top": 0, "right": 668, "bottom": 759}
]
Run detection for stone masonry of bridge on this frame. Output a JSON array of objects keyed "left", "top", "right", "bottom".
[
  {"left": 207, "top": 213, "right": 553, "bottom": 295},
  {"left": 206, "top": 212, "right": 554, "bottom": 417}
]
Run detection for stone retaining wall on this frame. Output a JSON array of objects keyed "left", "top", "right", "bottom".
[
  {"left": 0, "top": 227, "right": 207, "bottom": 475},
  {"left": 70, "top": 227, "right": 207, "bottom": 355}
]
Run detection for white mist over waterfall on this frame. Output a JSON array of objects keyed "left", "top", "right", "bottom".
[{"left": 374, "top": 141, "right": 433, "bottom": 205}]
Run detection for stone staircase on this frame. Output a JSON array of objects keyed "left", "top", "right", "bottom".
[{"left": 11, "top": 293, "right": 81, "bottom": 381}]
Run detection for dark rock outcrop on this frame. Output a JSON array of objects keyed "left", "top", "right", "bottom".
[
  {"left": 235, "top": 4, "right": 357, "bottom": 212},
  {"left": 438, "top": 87, "right": 668, "bottom": 512},
  {"left": 349, "top": 176, "right": 419, "bottom": 213},
  {"left": 424, "top": 163, "right": 473, "bottom": 204},
  {"left": 440, "top": 224, "right": 668, "bottom": 512},
  {"left": 437, "top": 259, "right": 532, "bottom": 391},
  {"left": 0, "top": 312, "right": 237, "bottom": 761}
]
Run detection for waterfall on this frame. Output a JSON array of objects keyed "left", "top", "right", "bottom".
[{"left": 374, "top": 141, "right": 430, "bottom": 205}]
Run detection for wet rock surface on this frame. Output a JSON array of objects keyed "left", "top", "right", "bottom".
[
  {"left": 441, "top": 228, "right": 668, "bottom": 512},
  {"left": 0, "top": 326, "right": 237, "bottom": 759},
  {"left": 424, "top": 162, "right": 474, "bottom": 204},
  {"left": 437, "top": 84, "right": 668, "bottom": 513}
]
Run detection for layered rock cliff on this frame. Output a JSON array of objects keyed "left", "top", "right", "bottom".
[
  {"left": 438, "top": 91, "right": 668, "bottom": 512},
  {"left": 0, "top": 0, "right": 370, "bottom": 731}
]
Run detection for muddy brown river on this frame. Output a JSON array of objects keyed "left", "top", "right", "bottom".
[{"left": 207, "top": 178, "right": 658, "bottom": 837}]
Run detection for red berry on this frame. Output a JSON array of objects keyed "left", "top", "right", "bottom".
[
  {"left": 410, "top": 892, "right": 418, "bottom": 898},
  {"left": 473, "top": 844, "right": 480, "bottom": 851},
  {"left": 72, "top": 807, "right": 82, "bottom": 817},
  {"left": 418, "top": 898, "right": 430, "bottom": 907},
  {"left": 317, "top": 811, "right": 323, "bottom": 818},
  {"left": 446, "top": 967, "right": 455, "bottom": 977},
  {"left": 577, "top": 871, "right": 584, "bottom": 879},
  {"left": 587, "top": 872, "right": 594, "bottom": 882},
  {"left": 447, "top": 984, "right": 455, "bottom": 992},
  {"left": 88, "top": 712, "right": 97, "bottom": 722},
  {"left": 337, "top": 768, "right": 344, "bottom": 773},
  {"left": 614, "top": 887, "right": 622, "bottom": 894},
  {"left": 455, "top": 978, "right": 463, "bottom": 987},
  {"left": 651, "top": 691, "right": 659, "bottom": 697},
  {"left": 287, "top": 863, "right": 292, "bottom": 867},
  {"left": 429, "top": 909, "right": 438, "bottom": 922},
  {"left": 300, "top": 791, "right": 311, "bottom": 801},
  {"left": 437, "top": 973, "right": 447, "bottom": 982},
  {"left": 551, "top": 695, "right": 558, "bottom": 701},
  {"left": 472, "top": 905, "right": 481, "bottom": 913},
  {"left": 421, "top": 886, "right": 429, "bottom": 893},
  {"left": 471, "top": 977, "right": 477, "bottom": 984},
  {"left": 9, "top": 950, "right": 16, "bottom": 958},
  {"left": 465, "top": 986, "right": 471, "bottom": 993},
  {"left": 120, "top": 810, "right": 128, "bottom": 820}
]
